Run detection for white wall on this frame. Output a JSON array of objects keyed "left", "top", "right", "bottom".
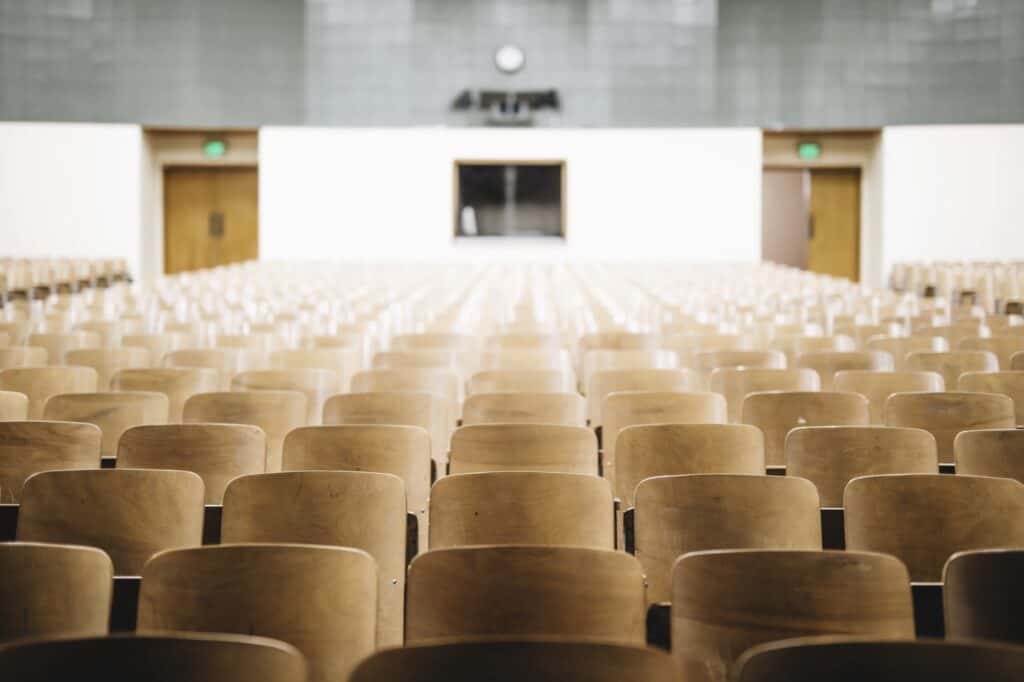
[
  {"left": 0, "top": 123, "right": 143, "bottom": 274},
  {"left": 882, "top": 125, "right": 1024, "bottom": 274},
  {"left": 259, "top": 127, "right": 763, "bottom": 262}
]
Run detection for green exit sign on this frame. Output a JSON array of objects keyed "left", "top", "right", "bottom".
[
  {"left": 203, "top": 139, "right": 227, "bottom": 159},
  {"left": 797, "top": 141, "right": 822, "bottom": 160}
]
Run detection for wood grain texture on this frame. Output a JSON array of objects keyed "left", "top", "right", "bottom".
[
  {"left": 231, "top": 368, "right": 339, "bottom": 425},
  {"left": 955, "top": 428, "right": 1024, "bottom": 483},
  {"left": 741, "top": 391, "right": 869, "bottom": 466},
  {"left": 845, "top": 474, "right": 1024, "bottom": 581},
  {"left": 183, "top": 391, "right": 306, "bottom": 472},
  {"left": 117, "top": 423, "right": 266, "bottom": 504},
  {"left": 406, "top": 546, "right": 646, "bottom": 645},
  {"left": 786, "top": 425, "right": 938, "bottom": 506},
  {"left": 865, "top": 336, "right": 948, "bottom": 370},
  {"left": 796, "top": 351, "right": 894, "bottom": 391},
  {"left": 0, "top": 632, "right": 307, "bottom": 682},
  {"left": 0, "top": 420, "right": 101, "bottom": 503},
  {"left": 449, "top": 423, "right": 597, "bottom": 475},
  {"left": 694, "top": 350, "right": 787, "bottom": 390},
  {"left": 944, "top": 549, "right": 1024, "bottom": 643},
  {"left": 351, "top": 368, "right": 460, "bottom": 413},
  {"left": 833, "top": 370, "right": 945, "bottom": 424},
  {"left": 429, "top": 471, "right": 613, "bottom": 549},
  {"left": 635, "top": 475, "right": 821, "bottom": 603},
  {"left": 959, "top": 371, "right": 1024, "bottom": 425},
  {"left": 615, "top": 423, "right": 765, "bottom": 505},
  {"left": 65, "top": 348, "right": 151, "bottom": 391},
  {"left": 672, "top": 549, "right": 915, "bottom": 682},
  {"left": 883, "top": 391, "right": 1015, "bottom": 464},
  {"left": 587, "top": 368, "right": 696, "bottom": 425},
  {"left": 0, "top": 346, "right": 47, "bottom": 369},
  {"left": 710, "top": 368, "right": 821, "bottom": 424},
  {"left": 43, "top": 391, "right": 169, "bottom": 456},
  {"left": 350, "top": 640, "right": 677, "bottom": 682},
  {"left": 461, "top": 392, "right": 585, "bottom": 426},
  {"left": 468, "top": 369, "right": 572, "bottom": 395},
  {"left": 138, "top": 544, "right": 376, "bottom": 682},
  {"left": 0, "top": 390, "right": 28, "bottom": 421},
  {"left": 222, "top": 471, "right": 406, "bottom": 646},
  {"left": 111, "top": 367, "right": 220, "bottom": 422},
  {"left": 0, "top": 366, "right": 98, "bottom": 419},
  {"left": 0, "top": 542, "right": 112, "bottom": 642},
  {"left": 907, "top": 351, "right": 999, "bottom": 390},
  {"left": 17, "top": 469, "right": 204, "bottom": 575}
]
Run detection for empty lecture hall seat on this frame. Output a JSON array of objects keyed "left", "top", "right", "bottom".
[
  {"left": 0, "top": 390, "right": 28, "bottom": 421},
  {"left": 405, "top": 545, "right": 645, "bottom": 645},
  {"left": 65, "top": 347, "right": 150, "bottom": 390},
  {"left": 164, "top": 348, "right": 257, "bottom": 391},
  {"left": 110, "top": 367, "right": 220, "bottom": 422},
  {"left": 0, "top": 542, "right": 112, "bottom": 641},
  {"left": 883, "top": 392, "right": 1015, "bottom": 465},
  {"left": 428, "top": 471, "right": 613, "bottom": 549},
  {"left": 785, "top": 426, "right": 938, "bottom": 507},
  {"left": 393, "top": 332, "right": 478, "bottom": 353},
  {"left": 183, "top": 391, "right": 306, "bottom": 472},
  {"left": 672, "top": 549, "right": 915, "bottom": 682},
  {"left": 73, "top": 320, "right": 122, "bottom": 348},
  {"left": 467, "top": 369, "right": 572, "bottom": 394},
  {"left": 581, "top": 349, "right": 678, "bottom": 394},
  {"left": 17, "top": 469, "right": 204, "bottom": 575},
  {"left": 27, "top": 331, "right": 101, "bottom": 365},
  {"left": 844, "top": 474, "right": 1024, "bottom": 582},
  {"left": 795, "top": 350, "right": 893, "bottom": 391},
  {"left": 906, "top": 350, "right": 999, "bottom": 389},
  {"left": 138, "top": 544, "right": 375, "bottom": 682},
  {"left": 734, "top": 638, "right": 1024, "bottom": 682},
  {"left": 1014, "top": 350, "right": 1024, "bottom": 369},
  {"left": 0, "top": 421, "right": 101, "bottom": 503},
  {"left": 0, "top": 321, "right": 31, "bottom": 346},
  {"left": 351, "top": 368, "right": 461, "bottom": 415},
  {"left": 460, "top": 392, "right": 585, "bottom": 426},
  {"left": 43, "top": 391, "right": 169, "bottom": 457},
  {"left": 865, "top": 335, "right": 949, "bottom": 370},
  {"left": 579, "top": 331, "right": 659, "bottom": 354},
  {"left": 833, "top": 370, "right": 945, "bottom": 425},
  {"left": 693, "top": 350, "right": 787, "bottom": 390},
  {"left": 349, "top": 640, "right": 677, "bottom": 682},
  {"left": 0, "top": 346, "right": 47, "bottom": 369},
  {"left": 117, "top": 423, "right": 266, "bottom": 504},
  {"left": 614, "top": 424, "right": 765, "bottom": 507},
  {"left": 0, "top": 633, "right": 308, "bottom": 682},
  {"left": 661, "top": 332, "right": 751, "bottom": 369},
  {"left": 634, "top": 474, "right": 821, "bottom": 603},
  {"left": 954, "top": 428, "right": 1024, "bottom": 482},
  {"left": 958, "top": 371, "right": 1024, "bottom": 425},
  {"left": 961, "top": 335, "right": 1024, "bottom": 369},
  {"left": 484, "top": 332, "right": 563, "bottom": 349},
  {"left": 221, "top": 471, "right": 406, "bottom": 646},
  {"left": 0, "top": 366, "right": 98, "bottom": 419},
  {"left": 271, "top": 348, "right": 355, "bottom": 392},
  {"left": 121, "top": 332, "right": 197, "bottom": 367},
  {"left": 478, "top": 349, "right": 573, "bottom": 373},
  {"left": 770, "top": 334, "right": 856, "bottom": 366},
  {"left": 231, "top": 368, "right": 339, "bottom": 425},
  {"left": 710, "top": 367, "right": 821, "bottom": 424},
  {"left": 587, "top": 368, "right": 697, "bottom": 426},
  {"left": 448, "top": 423, "right": 597, "bottom": 475},
  {"left": 944, "top": 549, "right": 1024, "bottom": 644}
]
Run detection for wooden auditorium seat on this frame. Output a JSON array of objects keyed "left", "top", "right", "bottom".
[
  {"left": 43, "top": 391, "right": 168, "bottom": 457},
  {"left": 0, "top": 420, "right": 101, "bottom": 503},
  {"left": 954, "top": 428, "right": 1024, "bottom": 482},
  {"left": 231, "top": 368, "right": 339, "bottom": 425},
  {"left": 906, "top": 350, "right": 999, "bottom": 389},
  {"left": 796, "top": 350, "right": 893, "bottom": 391},
  {"left": 944, "top": 549, "right": 1024, "bottom": 644},
  {"left": 833, "top": 370, "right": 944, "bottom": 425},
  {"left": 710, "top": 368, "right": 821, "bottom": 424},
  {"left": 958, "top": 371, "right": 1024, "bottom": 425},
  {"left": 110, "top": 367, "right": 219, "bottom": 422},
  {"left": 0, "top": 366, "right": 98, "bottom": 419},
  {"left": 461, "top": 392, "right": 585, "bottom": 426},
  {"left": 449, "top": 423, "right": 597, "bottom": 475}
]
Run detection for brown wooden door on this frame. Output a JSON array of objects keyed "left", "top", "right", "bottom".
[
  {"left": 163, "top": 167, "right": 258, "bottom": 274},
  {"left": 808, "top": 168, "right": 860, "bottom": 282}
]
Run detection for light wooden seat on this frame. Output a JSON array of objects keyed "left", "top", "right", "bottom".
[
  {"left": 865, "top": 335, "right": 948, "bottom": 370},
  {"left": 183, "top": 391, "right": 306, "bottom": 472},
  {"left": 393, "top": 332, "right": 478, "bottom": 352},
  {"left": 614, "top": 423, "right": 765, "bottom": 507},
  {"left": 796, "top": 351, "right": 894, "bottom": 391},
  {"left": 461, "top": 392, "right": 584, "bottom": 426},
  {"left": 222, "top": 471, "right": 406, "bottom": 646},
  {"left": 118, "top": 423, "right": 266, "bottom": 504},
  {"left": 271, "top": 348, "right": 355, "bottom": 392},
  {"left": 0, "top": 346, "right": 47, "bottom": 369},
  {"left": 582, "top": 349, "right": 678, "bottom": 394},
  {"left": 449, "top": 423, "right": 597, "bottom": 476},
  {"left": 944, "top": 549, "right": 1024, "bottom": 644},
  {"left": 0, "top": 632, "right": 307, "bottom": 682},
  {"left": 429, "top": 471, "right": 613, "bottom": 549},
  {"left": 164, "top": 348, "right": 262, "bottom": 390},
  {"left": 406, "top": 546, "right": 645, "bottom": 645},
  {"left": 741, "top": 391, "right": 869, "bottom": 467},
  {"left": 27, "top": 332, "right": 101, "bottom": 365},
  {"left": 283, "top": 424, "right": 431, "bottom": 546},
  {"left": 0, "top": 420, "right": 101, "bottom": 503},
  {"left": 845, "top": 474, "right": 1024, "bottom": 582},
  {"left": 231, "top": 369, "right": 338, "bottom": 425},
  {"left": 906, "top": 350, "right": 999, "bottom": 389},
  {"left": 672, "top": 549, "right": 915, "bottom": 682},
  {"left": 955, "top": 428, "right": 1024, "bottom": 483},
  {"left": 217, "top": 333, "right": 279, "bottom": 353},
  {"left": 485, "top": 332, "right": 563, "bottom": 349},
  {"left": 0, "top": 321, "right": 31, "bottom": 346},
  {"left": 786, "top": 426, "right": 938, "bottom": 506},
  {"left": 1013, "top": 351, "right": 1024, "bottom": 369},
  {"left": 587, "top": 368, "right": 697, "bottom": 425},
  {"left": 478, "top": 349, "right": 572, "bottom": 373},
  {"left": 771, "top": 335, "right": 856, "bottom": 366},
  {"left": 43, "top": 391, "right": 169, "bottom": 456},
  {"left": 961, "top": 335, "right": 1024, "bottom": 368},
  {"left": 468, "top": 369, "right": 572, "bottom": 395},
  {"left": 959, "top": 371, "right": 1024, "bottom": 425},
  {"left": 710, "top": 368, "right": 821, "bottom": 424},
  {"left": 349, "top": 640, "right": 677, "bottom": 682},
  {"left": 833, "top": 370, "right": 944, "bottom": 424},
  {"left": 0, "top": 390, "right": 28, "bottom": 421},
  {"left": 66, "top": 347, "right": 151, "bottom": 390},
  {"left": 603, "top": 391, "right": 727, "bottom": 488},
  {"left": 884, "top": 391, "right": 1015, "bottom": 465},
  {"left": 635, "top": 475, "right": 821, "bottom": 603},
  {"left": 661, "top": 333, "right": 751, "bottom": 369},
  {"left": 322, "top": 392, "right": 448, "bottom": 471},
  {"left": 694, "top": 350, "right": 787, "bottom": 389},
  {"left": 352, "top": 368, "right": 460, "bottom": 416},
  {"left": 138, "top": 544, "right": 375, "bottom": 682},
  {"left": 111, "top": 367, "right": 219, "bottom": 422},
  {"left": 0, "top": 542, "right": 113, "bottom": 642},
  {"left": 0, "top": 366, "right": 98, "bottom": 418},
  {"left": 373, "top": 349, "right": 459, "bottom": 372},
  {"left": 579, "top": 331, "right": 658, "bottom": 352},
  {"left": 122, "top": 333, "right": 197, "bottom": 367},
  {"left": 734, "top": 637, "right": 1024, "bottom": 682},
  {"left": 17, "top": 469, "right": 204, "bottom": 575}
]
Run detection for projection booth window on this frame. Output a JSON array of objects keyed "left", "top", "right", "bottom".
[{"left": 455, "top": 161, "right": 565, "bottom": 238}]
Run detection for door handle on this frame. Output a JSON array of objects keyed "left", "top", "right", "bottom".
[{"left": 208, "top": 212, "right": 225, "bottom": 238}]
